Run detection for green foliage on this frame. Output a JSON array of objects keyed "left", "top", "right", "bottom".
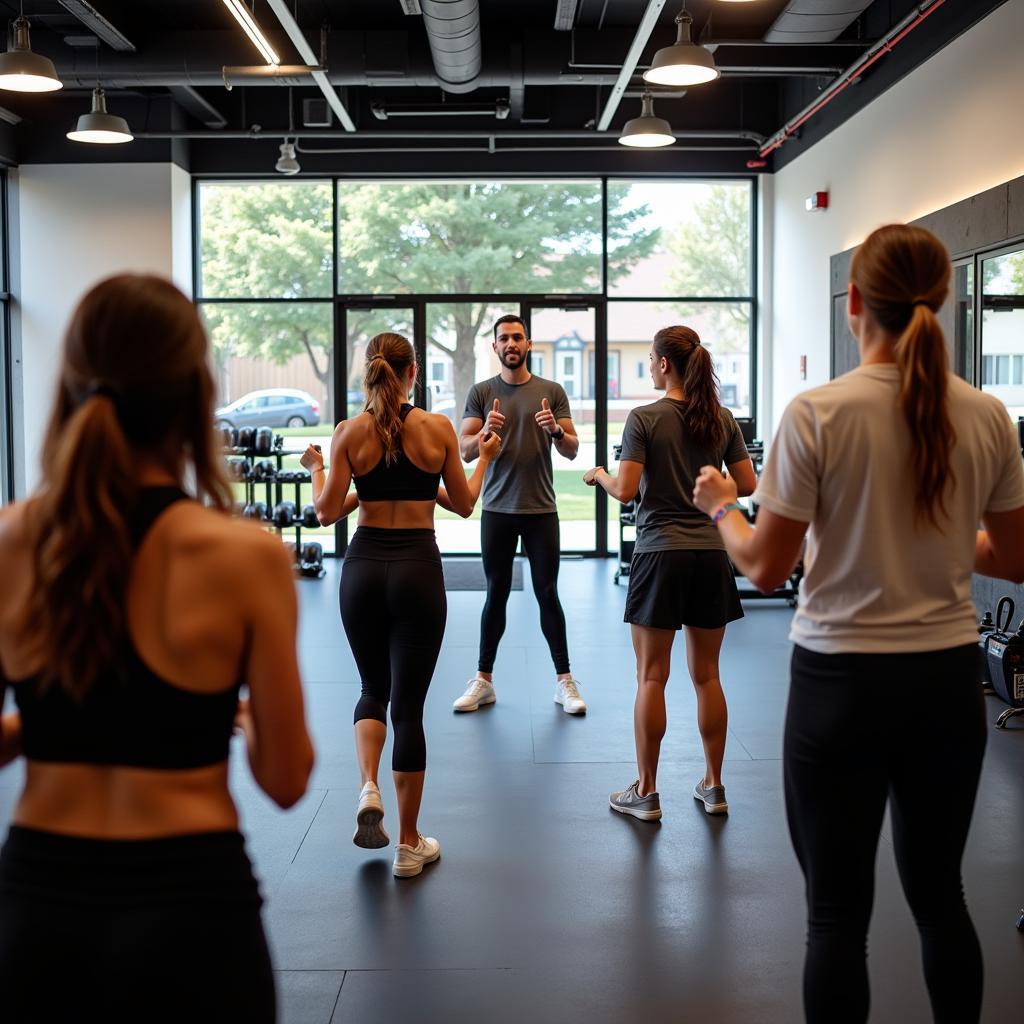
[
  {"left": 664, "top": 184, "right": 752, "bottom": 353},
  {"left": 199, "top": 180, "right": 659, "bottom": 416}
]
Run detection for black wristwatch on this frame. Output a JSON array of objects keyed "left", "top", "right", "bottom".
[{"left": 551, "top": 425, "right": 565, "bottom": 441}]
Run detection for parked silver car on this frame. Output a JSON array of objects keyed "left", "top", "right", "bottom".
[{"left": 215, "top": 388, "right": 321, "bottom": 429}]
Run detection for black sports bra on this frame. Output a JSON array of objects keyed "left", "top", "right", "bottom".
[
  {"left": 353, "top": 404, "right": 441, "bottom": 502},
  {"left": 12, "top": 487, "right": 241, "bottom": 770}
]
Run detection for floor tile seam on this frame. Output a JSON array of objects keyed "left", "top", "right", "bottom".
[
  {"left": 334, "top": 967, "right": 518, "bottom": 974},
  {"left": 328, "top": 970, "right": 347, "bottom": 1024},
  {"left": 290, "top": 788, "right": 330, "bottom": 864},
  {"left": 726, "top": 727, "right": 755, "bottom": 761}
]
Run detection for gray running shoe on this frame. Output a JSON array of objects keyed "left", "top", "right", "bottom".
[
  {"left": 609, "top": 780, "right": 662, "bottom": 821},
  {"left": 693, "top": 779, "right": 728, "bottom": 815}
]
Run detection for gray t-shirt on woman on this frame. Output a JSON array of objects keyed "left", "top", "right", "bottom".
[
  {"left": 464, "top": 374, "right": 571, "bottom": 514},
  {"left": 618, "top": 399, "right": 748, "bottom": 553}
]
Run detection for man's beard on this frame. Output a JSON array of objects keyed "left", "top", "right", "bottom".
[{"left": 498, "top": 349, "right": 524, "bottom": 369}]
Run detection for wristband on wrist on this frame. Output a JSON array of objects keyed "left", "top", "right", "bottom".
[
  {"left": 711, "top": 501, "right": 743, "bottom": 525},
  {"left": 551, "top": 425, "right": 565, "bottom": 441}
]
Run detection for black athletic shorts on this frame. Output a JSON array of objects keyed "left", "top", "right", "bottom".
[{"left": 624, "top": 548, "right": 744, "bottom": 631}]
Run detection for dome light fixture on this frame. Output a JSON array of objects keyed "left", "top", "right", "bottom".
[
  {"left": 276, "top": 140, "right": 300, "bottom": 175},
  {"left": 618, "top": 89, "right": 676, "bottom": 149},
  {"left": 643, "top": 7, "right": 719, "bottom": 88},
  {"left": 0, "top": 14, "right": 62, "bottom": 93},
  {"left": 66, "top": 86, "right": 133, "bottom": 144}
]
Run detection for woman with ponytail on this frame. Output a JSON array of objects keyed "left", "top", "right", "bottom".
[
  {"left": 0, "top": 274, "right": 314, "bottom": 1022},
  {"left": 694, "top": 224, "right": 1024, "bottom": 1023},
  {"left": 584, "top": 326, "right": 755, "bottom": 822},
  {"left": 302, "top": 331, "right": 499, "bottom": 877}
]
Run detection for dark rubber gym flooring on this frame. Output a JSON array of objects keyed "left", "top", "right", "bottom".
[{"left": 2, "top": 559, "right": 1023, "bottom": 1022}]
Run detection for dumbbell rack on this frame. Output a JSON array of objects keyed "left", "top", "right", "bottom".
[{"left": 225, "top": 441, "right": 326, "bottom": 579}]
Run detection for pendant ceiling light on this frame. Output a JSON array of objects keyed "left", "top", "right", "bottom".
[
  {"left": 0, "top": 14, "right": 62, "bottom": 93},
  {"left": 66, "top": 87, "right": 133, "bottom": 144},
  {"left": 618, "top": 89, "right": 675, "bottom": 149},
  {"left": 643, "top": 7, "right": 719, "bottom": 88},
  {"left": 276, "top": 141, "right": 300, "bottom": 175}
]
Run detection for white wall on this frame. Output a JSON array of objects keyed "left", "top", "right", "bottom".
[
  {"left": 14, "top": 162, "right": 192, "bottom": 494},
  {"left": 771, "top": 0, "right": 1024, "bottom": 431}
]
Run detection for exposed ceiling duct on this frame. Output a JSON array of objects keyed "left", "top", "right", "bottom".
[
  {"left": 57, "top": 0, "right": 136, "bottom": 52},
  {"left": 421, "top": 0, "right": 482, "bottom": 93},
  {"left": 764, "top": 0, "right": 872, "bottom": 44}
]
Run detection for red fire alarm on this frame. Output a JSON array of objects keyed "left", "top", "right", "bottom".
[{"left": 805, "top": 190, "right": 829, "bottom": 212}]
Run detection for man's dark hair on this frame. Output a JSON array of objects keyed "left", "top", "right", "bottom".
[{"left": 492, "top": 314, "right": 527, "bottom": 340}]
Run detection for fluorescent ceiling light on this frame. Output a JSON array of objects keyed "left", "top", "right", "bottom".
[
  {"left": 66, "top": 86, "right": 133, "bottom": 144},
  {"left": 222, "top": 0, "right": 280, "bottom": 65},
  {"left": 643, "top": 8, "right": 719, "bottom": 87},
  {"left": 0, "top": 16, "right": 63, "bottom": 93},
  {"left": 618, "top": 91, "right": 675, "bottom": 148}
]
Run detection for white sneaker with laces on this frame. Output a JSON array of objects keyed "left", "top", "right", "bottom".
[
  {"left": 353, "top": 781, "right": 389, "bottom": 849},
  {"left": 554, "top": 676, "right": 587, "bottom": 715},
  {"left": 453, "top": 676, "right": 496, "bottom": 712},
  {"left": 393, "top": 834, "right": 441, "bottom": 877}
]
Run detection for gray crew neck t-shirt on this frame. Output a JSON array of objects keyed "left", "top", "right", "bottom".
[
  {"left": 618, "top": 399, "right": 748, "bottom": 553},
  {"left": 464, "top": 374, "right": 571, "bottom": 514}
]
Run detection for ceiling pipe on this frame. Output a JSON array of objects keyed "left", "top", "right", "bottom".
[
  {"left": 263, "top": 0, "right": 356, "bottom": 131},
  {"left": 596, "top": 0, "right": 666, "bottom": 132},
  {"left": 760, "top": 0, "right": 947, "bottom": 158},
  {"left": 421, "top": 0, "right": 482, "bottom": 94},
  {"left": 133, "top": 127, "right": 765, "bottom": 143}
]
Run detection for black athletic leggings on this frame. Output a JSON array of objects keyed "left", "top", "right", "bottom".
[
  {"left": 479, "top": 511, "right": 569, "bottom": 675},
  {"left": 340, "top": 527, "right": 446, "bottom": 773},
  {"left": 0, "top": 827, "right": 273, "bottom": 1024},
  {"left": 785, "top": 643, "right": 986, "bottom": 1024}
]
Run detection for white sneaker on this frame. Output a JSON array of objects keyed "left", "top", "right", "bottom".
[
  {"left": 393, "top": 834, "right": 441, "bottom": 877},
  {"left": 353, "top": 781, "right": 389, "bottom": 849},
  {"left": 554, "top": 676, "right": 587, "bottom": 715},
  {"left": 453, "top": 676, "right": 496, "bottom": 712}
]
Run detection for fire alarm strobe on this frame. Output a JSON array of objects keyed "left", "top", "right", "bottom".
[{"left": 805, "top": 190, "right": 829, "bottom": 212}]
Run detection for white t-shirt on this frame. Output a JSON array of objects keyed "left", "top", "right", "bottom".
[{"left": 755, "top": 364, "right": 1024, "bottom": 654}]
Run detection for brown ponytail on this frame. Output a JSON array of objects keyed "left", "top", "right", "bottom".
[
  {"left": 363, "top": 332, "right": 415, "bottom": 465},
  {"left": 653, "top": 326, "right": 724, "bottom": 450},
  {"left": 850, "top": 224, "right": 954, "bottom": 529},
  {"left": 23, "top": 274, "right": 233, "bottom": 699}
]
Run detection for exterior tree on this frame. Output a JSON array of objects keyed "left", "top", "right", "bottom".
[
  {"left": 337, "top": 182, "right": 658, "bottom": 408},
  {"left": 664, "top": 183, "right": 752, "bottom": 354},
  {"left": 199, "top": 180, "right": 658, "bottom": 424},
  {"left": 200, "top": 183, "right": 335, "bottom": 415}
]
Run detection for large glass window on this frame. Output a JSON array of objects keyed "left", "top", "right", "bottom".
[
  {"left": 337, "top": 181, "right": 602, "bottom": 296},
  {"left": 196, "top": 176, "right": 758, "bottom": 555},
  {"left": 980, "top": 248, "right": 1024, "bottom": 420}
]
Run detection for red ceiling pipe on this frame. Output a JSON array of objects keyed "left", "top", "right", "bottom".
[{"left": 759, "top": 0, "right": 947, "bottom": 159}]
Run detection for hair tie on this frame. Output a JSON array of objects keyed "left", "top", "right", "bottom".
[
  {"left": 84, "top": 383, "right": 120, "bottom": 403},
  {"left": 911, "top": 298, "right": 931, "bottom": 309}
]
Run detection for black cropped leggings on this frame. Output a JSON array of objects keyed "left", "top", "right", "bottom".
[
  {"left": 479, "top": 511, "right": 570, "bottom": 675},
  {"left": 340, "top": 527, "right": 446, "bottom": 773},
  {"left": 785, "top": 643, "right": 986, "bottom": 1024}
]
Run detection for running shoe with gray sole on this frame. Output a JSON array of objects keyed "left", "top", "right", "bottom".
[
  {"left": 693, "top": 779, "right": 729, "bottom": 815},
  {"left": 353, "top": 781, "right": 389, "bottom": 849},
  {"left": 609, "top": 780, "right": 662, "bottom": 821}
]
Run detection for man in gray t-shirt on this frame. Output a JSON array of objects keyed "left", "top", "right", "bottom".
[{"left": 452, "top": 314, "right": 588, "bottom": 716}]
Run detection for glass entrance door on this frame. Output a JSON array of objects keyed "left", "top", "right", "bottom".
[{"left": 524, "top": 303, "right": 600, "bottom": 554}]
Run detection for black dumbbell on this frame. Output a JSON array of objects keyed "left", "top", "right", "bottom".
[
  {"left": 293, "top": 469, "right": 311, "bottom": 483},
  {"left": 301, "top": 504, "right": 319, "bottom": 528},
  {"left": 253, "top": 459, "right": 276, "bottom": 481},
  {"left": 278, "top": 469, "right": 296, "bottom": 483},
  {"left": 226, "top": 457, "right": 250, "bottom": 482},
  {"left": 237, "top": 427, "right": 256, "bottom": 450},
  {"left": 219, "top": 427, "right": 232, "bottom": 449},
  {"left": 254, "top": 426, "right": 274, "bottom": 455},
  {"left": 272, "top": 500, "right": 297, "bottom": 527},
  {"left": 242, "top": 502, "right": 266, "bottom": 520},
  {"left": 299, "top": 541, "right": 324, "bottom": 578},
  {"left": 230, "top": 428, "right": 240, "bottom": 448}
]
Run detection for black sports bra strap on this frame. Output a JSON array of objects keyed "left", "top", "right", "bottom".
[
  {"left": 399, "top": 403, "right": 414, "bottom": 422},
  {"left": 130, "top": 487, "right": 191, "bottom": 548}
]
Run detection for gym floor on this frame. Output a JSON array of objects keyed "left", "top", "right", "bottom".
[{"left": 2, "top": 559, "right": 1023, "bottom": 1022}]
